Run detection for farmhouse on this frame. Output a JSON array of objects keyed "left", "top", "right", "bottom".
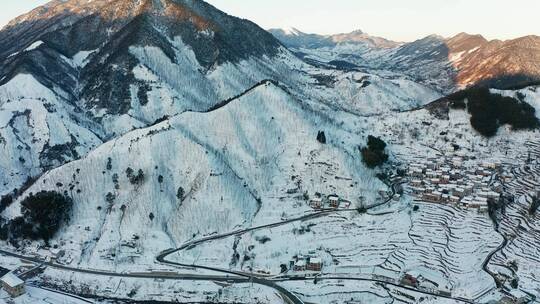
[
  {"left": 310, "top": 198, "right": 322, "bottom": 209},
  {"left": 1, "top": 272, "right": 25, "bottom": 298},
  {"left": 411, "top": 179, "right": 423, "bottom": 187},
  {"left": 307, "top": 257, "right": 322, "bottom": 272},
  {"left": 293, "top": 260, "right": 306, "bottom": 271},
  {"left": 400, "top": 273, "right": 418, "bottom": 287},
  {"left": 328, "top": 195, "right": 340, "bottom": 208},
  {"left": 423, "top": 191, "right": 442, "bottom": 202}
]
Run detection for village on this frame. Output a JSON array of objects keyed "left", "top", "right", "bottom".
[{"left": 405, "top": 151, "right": 507, "bottom": 213}]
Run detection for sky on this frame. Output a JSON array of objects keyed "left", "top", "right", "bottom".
[{"left": 2, "top": 0, "right": 540, "bottom": 42}]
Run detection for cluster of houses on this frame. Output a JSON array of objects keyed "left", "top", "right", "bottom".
[
  {"left": 407, "top": 154, "right": 503, "bottom": 213},
  {"left": 309, "top": 194, "right": 352, "bottom": 210},
  {"left": 290, "top": 254, "right": 323, "bottom": 273}
]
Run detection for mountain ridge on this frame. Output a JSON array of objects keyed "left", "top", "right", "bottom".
[
  {"left": 268, "top": 27, "right": 400, "bottom": 49},
  {"left": 273, "top": 27, "right": 540, "bottom": 92}
]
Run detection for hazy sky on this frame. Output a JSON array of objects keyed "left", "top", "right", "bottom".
[{"left": 2, "top": 0, "right": 540, "bottom": 42}]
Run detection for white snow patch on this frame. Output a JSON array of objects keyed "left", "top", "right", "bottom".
[
  {"left": 24, "top": 41, "right": 44, "bottom": 52},
  {"left": 70, "top": 49, "right": 97, "bottom": 67}
]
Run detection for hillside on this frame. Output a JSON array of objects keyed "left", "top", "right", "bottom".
[
  {"left": 0, "top": 0, "right": 308, "bottom": 199},
  {"left": 3, "top": 81, "right": 386, "bottom": 271}
]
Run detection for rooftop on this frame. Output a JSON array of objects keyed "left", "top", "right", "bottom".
[{"left": 1, "top": 272, "right": 24, "bottom": 287}]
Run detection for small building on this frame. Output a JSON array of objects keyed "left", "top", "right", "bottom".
[
  {"left": 328, "top": 195, "right": 340, "bottom": 208},
  {"left": 411, "top": 180, "right": 423, "bottom": 187},
  {"left": 449, "top": 196, "right": 460, "bottom": 203},
  {"left": 423, "top": 191, "right": 442, "bottom": 203},
  {"left": 293, "top": 260, "right": 306, "bottom": 271},
  {"left": 478, "top": 205, "right": 489, "bottom": 214},
  {"left": 310, "top": 198, "right": 323, "bottom": 209},
  {"left": 412, "top": 187, "right": 426, "bottom": 195},
  {"left": 340, "top": 200, "right": 352, "bottom": 209},
  {"left": 482, "top": 162, "right": 497, "bottom": 170},
  {"left": 410, "top": 168, "right": 423, "bottom": 178},
  {"left": 1, "top": 272, "right": 25, "bottom": 298},
  {"left": 453, "top": 187, "right": 465, "bottom": 198},
  {"left": 306, "top": 258, "right": 322, "bottom": 272},
  {"left": 400, "top": 273, "right": 418, "bottom": 287},
  {"left": 441, "top": 194, "right": 449, "bottom": 203}
]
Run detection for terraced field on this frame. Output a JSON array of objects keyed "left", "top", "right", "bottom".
[
  {"left": 171, "top": 193, "right": 501, "bottom": 299},
  {"left": 487, "top": 141, "right": 540, "bottom": 300}
]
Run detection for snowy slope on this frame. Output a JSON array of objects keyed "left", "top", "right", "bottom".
[
  {"left": 3, "top": 82, "right": 386, "bottom": 271},
  {"left": 0, "top": 74, "right": 102, "bottom": 196}
]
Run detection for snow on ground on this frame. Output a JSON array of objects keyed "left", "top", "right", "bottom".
[
  {"left": 37, "top": 269, "right": 283, "bottom": 304},
  {"left": 2, "top": 82, "right": 384, "bottom": 275},
  {"left": 0, "top": 286, "right": 92, "bottom": 304},
  {"left": 486, "top": 140, "right": 540, "bottom": 298},
  {"left": 492, "top": 86, "right": 540, "bottom": 119},
  {"left": 23, "top": 41, "right": 44, "bottom": 52},
  {"left": 170, "top": 192, "right": 498, "bottom": 298},
  {"left": 1, "top": 36, "right": 540, "bottom": 302},
  {"left": 0, "top": 74, "right": 103, "bottom": 196},
  {"left": 2, "top": 80, "right": 540, "bottom": 302},
  {"left": 280, "top": 279, "right": 463, "bottom": 304}
]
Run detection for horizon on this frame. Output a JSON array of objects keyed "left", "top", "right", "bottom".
[{"left": 1, "top": 0, "right": 540, "bottom": 42}]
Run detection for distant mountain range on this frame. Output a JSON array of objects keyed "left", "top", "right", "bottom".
[
  {"left": 269, "top": 28, "right": 400, "bottom": 49},
  {"left": 270, "top": 28, "right": 540, "bottom": 92}
]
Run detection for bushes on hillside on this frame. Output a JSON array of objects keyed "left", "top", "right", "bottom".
[
  {"left": 19, "top": 191, "right": 73, "bottom": 242},
  {"left": 2, "top": 191, "right": 73, "bottom": 244},
  {"left": 316, "top": 131, "right": 326, "bottom": 144},
  {"left": 126, "top": 168, "right": 145, "bottom": 185},
  {"left": 176, "top": 187, "right": 185, "bottom": 201},
  {"left": 448, "top": 87, "right": 540, "bottom": 137},
  {"left": 0, "top": 194, "right": 13, "bottom": 213},
  {"left": 360, "top": 135, "right": 389, "bottom": 168},
  {"left": 530, "top": 196, "right": 540, "bottom": 216}
]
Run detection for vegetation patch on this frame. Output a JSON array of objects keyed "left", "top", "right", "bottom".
[
  {"left": 447, "top": 87, "right": 540, "bottom": 137},
  {"left": 1, "top": 191, "right": 73, "bottom": 244},
  {"left": 360, "top": 135, "right": 389, "bottom": 169},
  {"left": 316, "top": 131, "right": 326, "bottom": 144}
]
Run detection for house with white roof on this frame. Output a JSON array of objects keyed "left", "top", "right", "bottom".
[
  {"left": 1, "top": 272, "right": 25, "bottom": 297},
  {"left": 307, "top": 257, "right": 322, "bottom": 272},
  {"left": 293, "top": 259, "right": 306, "bottom": 271}
]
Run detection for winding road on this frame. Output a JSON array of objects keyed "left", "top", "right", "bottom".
[{"left": 0, "top": 180, "right": 474, "bottom": 304}]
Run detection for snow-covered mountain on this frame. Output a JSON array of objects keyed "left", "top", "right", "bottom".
[
  {"left": 0, "top": 0, "right": 444, "bottom": 198},
  {"left": 3, "top": 81, "right": 388, "bottom": 270},
  {"left": 0, "top": 0, "right": 307, "bottom": 196},
  {"left": 382, "top": 33, "right": 540, "bottom": 92},
  {"left": 1, "top": 1, "right": 540, "bottom": 303},
  {"left": 269, "top": 28, "right": 400, "bottom": 49},
  {"left": 273, "top": 28, "right": 540, "bottom": 94}
]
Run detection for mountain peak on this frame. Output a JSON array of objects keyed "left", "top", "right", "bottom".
[
  {"left": 348, "top": 29, "right": 364, "bottom": 35},
  {"left": 448, "top": 32, "right": 487, "bottom": 44},
  {"left": 282, "top": 27, "right": 303, "bottom": 36}
]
